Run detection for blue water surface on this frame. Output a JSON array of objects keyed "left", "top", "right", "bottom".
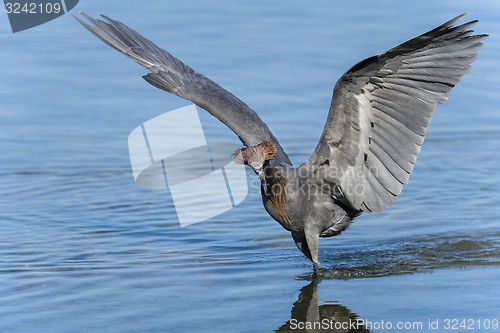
[{"left": 0, "top": 1, "right": 499, "bottom": 332}]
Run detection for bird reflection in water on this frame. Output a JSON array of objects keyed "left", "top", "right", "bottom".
[{"left": 276, "top": 279, "right": 370, "bottom": 333}]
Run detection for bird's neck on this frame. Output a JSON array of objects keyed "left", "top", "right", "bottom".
[{"left": 262, "top": 166, "right": 291, "bottom": 223}]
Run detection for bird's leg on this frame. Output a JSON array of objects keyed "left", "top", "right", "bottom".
[
  {"left": 304, "top": 222, "right": 322, "bottom": 275},
  {"left": 291, "top": 231, "right": 313, "bottom": 262},
  {"left": 292, "top": 223, "right": 323, "bottom": 276}
]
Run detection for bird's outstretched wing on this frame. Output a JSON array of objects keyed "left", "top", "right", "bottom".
[
  {"left": 305, "top": 13, "right": 486, "bottom": 213},
  {"left": 74, "top": 13, "right": 291, "bottom": 166}
]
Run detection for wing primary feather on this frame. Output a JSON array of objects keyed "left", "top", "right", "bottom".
[
  {"left": 306, "top": 14, "right": 486, "bottom": 212},
  {"left": 75, "top": 12, "right": 292, "bottom": 165}
]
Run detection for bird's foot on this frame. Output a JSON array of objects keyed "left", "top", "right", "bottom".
[{"left": 312, "top": 261, "right": 323, "bottom": 277}]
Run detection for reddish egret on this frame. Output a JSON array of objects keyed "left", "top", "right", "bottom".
[{"left": 76, "top": 13, "right": 486, "bottom": 273}]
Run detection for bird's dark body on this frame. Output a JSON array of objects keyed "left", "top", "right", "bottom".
[
  {"left": 260, "top": 164, "right": 361, "bottom": 266},
  {"left": 76, "top": 12, "right": 486, "bottom": 273}
]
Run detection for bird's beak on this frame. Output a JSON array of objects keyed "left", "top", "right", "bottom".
[{"left": 258, "top": 169, "right": 269, "bottom": 196}]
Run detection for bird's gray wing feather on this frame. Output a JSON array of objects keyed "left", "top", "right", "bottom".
[
  {"left": 305, "top": 13, "right": 486, "bottom": 213},
  {"left": 74, "top": 13, "right": 291, "bottom": 166}
]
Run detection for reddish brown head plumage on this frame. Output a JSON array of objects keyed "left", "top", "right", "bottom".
[{"left": 233, "top": 141, "right": 277, "bottom": 165}]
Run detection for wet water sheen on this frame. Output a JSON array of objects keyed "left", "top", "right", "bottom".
[{"left": 1, "top": 1, "right": 499, "bottom": 332}]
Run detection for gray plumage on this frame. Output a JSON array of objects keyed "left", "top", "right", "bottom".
[{"left": 75, "top": 12, "right": 486, "bottom": 273}]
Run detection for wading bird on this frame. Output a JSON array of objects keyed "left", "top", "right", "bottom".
[{"left": 75, "top": 13, "right": 486, "bottom": 273}]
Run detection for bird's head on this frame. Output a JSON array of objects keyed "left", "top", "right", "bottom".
[{"left": 233, "top": 141, "right": 277, "bottom": 195}]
